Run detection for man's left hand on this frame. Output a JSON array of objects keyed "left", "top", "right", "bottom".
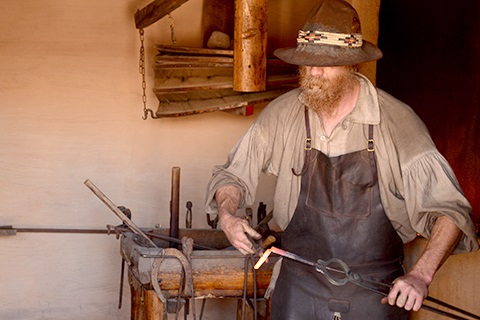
[{"left": 381, "top": 272, "right": 428, "bottom": 311}]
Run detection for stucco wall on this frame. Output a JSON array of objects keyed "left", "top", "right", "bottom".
[{"left": 0, "top": 0, "right": 308, "bottom": 319}]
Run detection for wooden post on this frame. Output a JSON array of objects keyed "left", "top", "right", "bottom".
[
  {"left": 169, "top": 167, "right": 180, "bottom": 248},
  {"left": 233, "top": 0, "right": 268, "bottom": 92},
  {"left": 347, "top": 0, "right": 381, "bottom": 84}
]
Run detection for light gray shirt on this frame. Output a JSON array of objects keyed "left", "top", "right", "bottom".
[{"left": 206, "top": 73, "right": 478, "bottom": 252}]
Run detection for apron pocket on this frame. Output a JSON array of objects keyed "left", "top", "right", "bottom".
[{"left": 328, "top": 298, "right": 350, "bottom": 313}]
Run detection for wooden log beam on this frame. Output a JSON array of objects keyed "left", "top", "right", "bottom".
[
  {"left": 134, "top": 0, "right": 190, "bottom": 29},
  {"left": 233, "top": 0, "right": 269, "bottom": 92}
]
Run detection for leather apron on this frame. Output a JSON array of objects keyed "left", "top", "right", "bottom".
[{"left": 271, "top": 110, "right": 408, "bottom": 320}]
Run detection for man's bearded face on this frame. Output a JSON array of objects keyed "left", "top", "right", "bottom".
[{"left": 299, "top": 66, "right": 357, "bottom": 117}]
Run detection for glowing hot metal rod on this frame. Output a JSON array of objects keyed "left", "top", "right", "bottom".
[{"left": 254, "top": 246, "right": 316, "bottom": 270}]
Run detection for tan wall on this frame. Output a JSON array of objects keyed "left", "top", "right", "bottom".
[{"left": 0, "top": 0, "right": 311, "bottom": 319}]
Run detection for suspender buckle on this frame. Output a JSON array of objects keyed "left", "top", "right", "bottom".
[
  {"left": 305, "top": 138, "right": 312, "bottom": 151},
  {"left": 367, "top": 139, "right": 375, "bottom": 152}
]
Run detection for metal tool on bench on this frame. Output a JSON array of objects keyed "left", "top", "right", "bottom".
[
  {"left": 84, "top": 179, "right": 158, "bottom": 248},
  {"left": 84, "top": 179, "right": 161, "bottom": 311},
  {"left": 206, "top": 213, "right": 218, "bottom": 229},
  {"left": 254, "top": 247, "right": 480, "bottom": 320},
  {"left": 85, "top": 178, "right": 204, "bottom": 317},
  {"left": 185, "top": 201, "right": 193, "bottom": 229}
]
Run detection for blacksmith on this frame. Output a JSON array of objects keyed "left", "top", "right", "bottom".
[{"left": 205, "top": 0, "right": 479, "bottom": 318}]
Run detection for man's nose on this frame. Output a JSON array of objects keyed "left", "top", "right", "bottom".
[{"left": 309, "top": 66, "right": 324, "bottom": 77}]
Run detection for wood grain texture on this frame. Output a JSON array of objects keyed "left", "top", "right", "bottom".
[{"left": 233, "top": 0, "right": 269, "bottom": 92}]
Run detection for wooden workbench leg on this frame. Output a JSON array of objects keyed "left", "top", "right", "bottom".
[
  {"left": 129, "top": 271, "right": 166, "bottom": 320},
  {"left": 129, "top": 272, "right": 144, "bottom": 320},
  {"left": 144, "top": 289, "right": 166, "bottom": 320}
]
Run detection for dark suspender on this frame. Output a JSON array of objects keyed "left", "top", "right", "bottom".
[
  {"left": 292, "top": 107, "right": 312, "bottom": 176},
  {"left": 292, "top": 106, "right": 375, "bottom": 176}
]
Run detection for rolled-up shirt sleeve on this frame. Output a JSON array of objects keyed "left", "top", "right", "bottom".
[
  {"left": 401, "top": 151, "right": 479, "bottom": 252},
  {"left": 205, "top": 122, "right": 271, "bottom": 214},
  {"left": 375, "top": 88, "right": 478, "bottom": 253},
  {"left": 204, "top": 89, "right": 306, "bottom": 226}
]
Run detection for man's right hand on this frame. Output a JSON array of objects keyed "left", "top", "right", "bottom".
[
  {"left": 219, "top": 213, "right": 262, "bottom": 255},
  {"left": 215, "top": 185, "right": 262, "bottom": 255}
]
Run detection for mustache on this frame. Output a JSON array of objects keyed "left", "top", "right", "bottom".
[
  {"left": 299, "top": 73, "right": 330, "bottom": 90},
  {"left": 298, "top": 67, "right": 356, "bottom": 92}
]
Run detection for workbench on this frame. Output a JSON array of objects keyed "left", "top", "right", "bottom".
[{"left": 120, "top": 230, "right": 278, "bottom": 319}]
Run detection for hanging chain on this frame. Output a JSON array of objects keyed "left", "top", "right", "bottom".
[
  {"left": 168, "top": 14, "right": 177, "bottom": 45},
  {"left": 139, "top": 28, "right": 148, "bottom": 120},
  {"left": 138, "top": 28, "right": 158, "bottom": 120},
  {"left": 138, "top": 15, "right": 176, "bottom": 119}
]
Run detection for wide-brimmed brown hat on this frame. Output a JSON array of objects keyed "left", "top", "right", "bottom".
[{"left": 274, "top": 0, "right": 383, "bottom": 66}]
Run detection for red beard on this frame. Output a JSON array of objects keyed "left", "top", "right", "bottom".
[{"left": 299, "top": 66, "right": 358, "bottom": 117}]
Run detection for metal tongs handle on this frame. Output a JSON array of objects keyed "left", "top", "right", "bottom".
[{"left": 254, "top": 246, "right": 480, "bottom": 320}]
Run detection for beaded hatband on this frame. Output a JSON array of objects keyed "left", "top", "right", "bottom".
[{"left": 297, "top": 30, "right": 363, "bottom": 48}]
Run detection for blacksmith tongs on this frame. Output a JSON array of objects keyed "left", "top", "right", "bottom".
[{"left": 254, "top": 246, "right": 480, "bottom": 320}]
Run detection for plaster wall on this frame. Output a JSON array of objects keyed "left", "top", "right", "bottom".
[{"left": 0, "top": 0, "right": 312, "bottom": 319}]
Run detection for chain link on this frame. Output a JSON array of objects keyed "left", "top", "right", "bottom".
[
  {"left": 138, "top": 15, "right": 176, "bottom": 120},
  {"left": 168, "top": 14, "right": 177, "bottom": 45},
  {"left": 138, "top": 29, "right": 151, "bottom": 120},
  {"left": 138, "top": 29, "right": 159, "bottom": 120}
]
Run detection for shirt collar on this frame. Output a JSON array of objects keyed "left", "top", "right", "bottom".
[{"left": 350, "top": 72, "right": 380, "bottom": 125}]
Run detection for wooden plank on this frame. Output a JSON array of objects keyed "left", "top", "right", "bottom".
[
  {"left": 155, "top": 89, "right": 237, "bottom": 104},
  {"left": 154, "top": 56, "right": 295, "bottom": 69},
  {"left": 154, "top": 83, "right": 233, "bottom": 94},
  {"left": 148, "top": 264, "right": 273, "bottom": 296},
  {"left": 155, "top": 54, "right": 234, "bottom": 65},
  {"left": 154, "top": 88, "right": 295, "bottom": 117},
  {"left": 134, "top": 0, "right": 190, "bottom": 29},
  {"left": 153, "top": 75, "right": 297, "bottom": 94},
  {"left": 155, "top": 61, "right": 234, "bottom": 68},
  {"left": 152, "top": 42, "right": 298, "bottom": 116},
  {"left": 155, "top": 44, "right": 234, "bottom": 57},
  {"left": 154, "top": 66, "right": 233, "bottom": 83}
]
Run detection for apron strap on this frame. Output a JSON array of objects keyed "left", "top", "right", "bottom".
[
  {"left": 367, "top": 124, "right": 378, "bottom": 181},
  {"left": 292, "top": 108, "right": 377, "bottom": 177},
  {"left": 292, "top": 106, "right": 312, "bottom": 176}
]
